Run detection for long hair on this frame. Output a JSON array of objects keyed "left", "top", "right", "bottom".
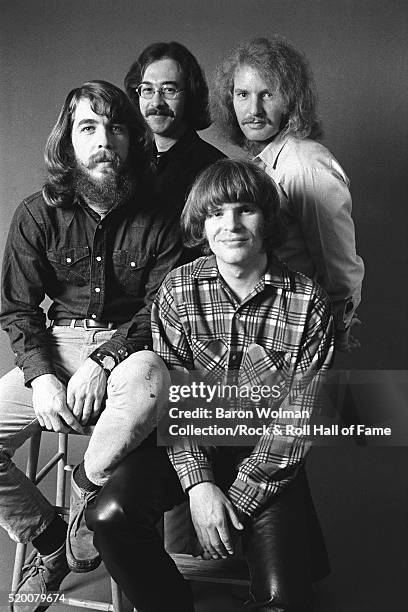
[
  {"left": 181, "top": 158, "right": 286, "bottom": 255},
  {"left": 124, "top": 41, "right": 211, "bottom": 137},
  {"left": 43, "top": 80, "right": 146, "bottom": 207},
  {"left": 211, "top": 36, "right": 322, "bottom": 147}
]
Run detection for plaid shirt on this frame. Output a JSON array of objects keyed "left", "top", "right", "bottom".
[{"left": 152, "top": 255, "right": 334, "bottom": 517}]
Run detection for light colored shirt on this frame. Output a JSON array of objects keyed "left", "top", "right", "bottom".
[
  {"left": 152, "top": 255, "right": 334, "bottom": 516},
  {"left": 254, "top": 135, "right": 364, "bottom": 333}
]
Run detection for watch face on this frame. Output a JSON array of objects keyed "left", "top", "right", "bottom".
[{"left": 101, "top": 355, "right": 116, "bottom": 372}]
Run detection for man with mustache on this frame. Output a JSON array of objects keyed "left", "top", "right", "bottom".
[
  {"left": 124, "top": 41, "right": 225, "bottom": 219},
  {"left": 124, "top": 41, "right": 226, "bottom": 554},
  {"left": 0, "top": 80, "right": 182, "bottom": 609},
  {"left": 211, "top": 37, "right": 364, "bottom": 351}
]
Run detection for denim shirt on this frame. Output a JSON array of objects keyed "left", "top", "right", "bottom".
[{"left": 0, "top": 191, "right": 183, "bottom": 385}]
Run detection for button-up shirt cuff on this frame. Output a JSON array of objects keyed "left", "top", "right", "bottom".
[
  {"left": 227, "top": 480, "right": 271, "bottom": 518},
  {"left": 20, "top": 356, "right": 57, "bottom": 388},
  {"left": 179, "top": 467, "right": 216, "bottom": 493}
]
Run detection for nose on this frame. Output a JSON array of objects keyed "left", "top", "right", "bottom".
[
  {"left": 150, "top": 89, "right": 166, "bottom": 107},
  {"left": 249, "top": 94, "right": 263, "bottom": 116},
  {"left": 97, "top": 126, "right": 112, "bottom": 149},
  {"left": 223, "top": 209, "right": 242, "bottom": 230}
]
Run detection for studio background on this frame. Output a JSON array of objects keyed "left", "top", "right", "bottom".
[{"left": 0, "top": 1, "right": 407, "bottom": 609}]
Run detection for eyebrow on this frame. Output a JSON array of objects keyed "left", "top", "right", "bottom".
[
  {"left": 76, "top": 119, "right": 98, "bottom": 127},
  {"left": 234, "top": 87, "right": 271, "bottom": 93},
  {"left": 75, "top": 118, "right": 126, "bottom": 127},
  {"left": 141, "top": 80, "right": 179, "bottom": 86}
]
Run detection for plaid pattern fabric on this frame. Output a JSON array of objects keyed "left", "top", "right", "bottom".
[{"left": 152, "top": 255, "right": 334, "bottom": 516}]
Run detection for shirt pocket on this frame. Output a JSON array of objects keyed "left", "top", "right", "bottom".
[
  {"left": 239, "top": 342, "right": 293, "bottom": 392},
  {"left": 47, "top": 247, "right": 90, "bottom": 286},
  {"left": 189, "top": 337, "right": 229, "bottom": 379},
  {"left": 112, "top": 250, "right": 151, "bottom": 296}
]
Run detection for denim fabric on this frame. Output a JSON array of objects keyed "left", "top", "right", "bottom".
[
  {"left": 0, "top": 326, "right": 168, "bottom": 543},
  {"left": 0, "top": 191, "right": 183, "bottom": 384}
]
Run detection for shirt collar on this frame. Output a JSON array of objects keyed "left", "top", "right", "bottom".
[
  {"left": 191, "top": 254, "right": 293, "bottom": 290},
  {"left": 254, "top": 133, "right": 289, "bottom": 170}
]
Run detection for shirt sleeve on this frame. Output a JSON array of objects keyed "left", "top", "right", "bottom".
[
  {"left": 285, "top": 158, "right": 364, "bottom": 332},
  {"left": 0, "top": 202, "right": 56, "bottom": 385},
  {"left": 227, "top": 288, "right": 334, "bottom": 517},
  {"left": 151, "top": 276, "right": 215, "bottom": 491},
  {"left": 90, "top": 217, "right": 184, "bottom": 366}
]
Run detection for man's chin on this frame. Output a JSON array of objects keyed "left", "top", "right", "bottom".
[
  {"left": 90, "top": 167, "right": 117, "bottom": 179},
  {"left": 73, "top": 164, "right": 135, "bottom": 210},
  {"left": 243, "top": 135, "right": 278, "bottom": 156}
]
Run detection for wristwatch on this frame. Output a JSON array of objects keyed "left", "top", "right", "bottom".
[
  {"left": 90, "top": 351, "right": 118, "bottom": 376},
  {"left": 99, "top": 355, "right": 116, "bottom": 376}
]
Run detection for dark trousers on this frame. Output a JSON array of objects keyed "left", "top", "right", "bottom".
[{"left": 86, "top": 445, "right": 329, "bottom": 612}]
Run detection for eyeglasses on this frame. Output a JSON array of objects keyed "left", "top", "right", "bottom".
[{"left": 135, "top": 84, "right": 185, "bottom": 100}]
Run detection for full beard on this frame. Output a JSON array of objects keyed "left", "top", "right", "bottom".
[{"left": 73, "top": 161, "right": 136, "bottom": 212}]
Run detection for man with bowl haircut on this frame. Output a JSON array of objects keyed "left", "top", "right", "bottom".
[
  {"left": 0, "top": 80, "right": 182, "bottom": 609},
  {"left": 124, "top": 41, "right": 225, "bottom": 218},
  {"left": 211, "top": 37, "right": 364, "bottom": 351},
  {"left": 87, "top": 159, "right": 334, "bottom": 612}
]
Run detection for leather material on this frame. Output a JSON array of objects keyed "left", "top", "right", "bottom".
[
  {"left": 87, "top": 445, "right": 193, "bottom": 612},
  {"left": 242, "top": 471, "right": 316, "bottom": 611},
  {"left": 52, "top": 319, "right": 115, "bottom": 329},
  {"left": 87, "top": 444, "right": 327, "bottom": 611}
]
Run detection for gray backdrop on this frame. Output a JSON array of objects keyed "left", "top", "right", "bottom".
[{"left": 0, "top": 0, "right": 407, "bottom": 607}]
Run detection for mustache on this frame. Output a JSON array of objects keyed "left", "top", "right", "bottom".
[
  {"left": 242, "top": 116, "right": 267, "bottom": 124},
  {"left": 87, "top": 150, "right": 121, "bottom": 169},
  {"left": 145, "top": 108, "right": 174, "bottom": 118}
]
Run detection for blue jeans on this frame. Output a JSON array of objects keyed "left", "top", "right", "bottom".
[{"left": 0, "top": 325, "right": 169, "bottom": 543}]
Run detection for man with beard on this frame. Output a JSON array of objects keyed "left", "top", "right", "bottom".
[
  {"left": 124, "top": 41, "right": 225, "bottom": 218},
  {"left": 0, "top": 80, "right": 182, "bottom": 608},
  {"left": 211, "top": 37, "right": 364, "bottom": 351}
]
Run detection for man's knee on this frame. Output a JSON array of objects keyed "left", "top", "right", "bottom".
[
  {"left": 86, "top": 487, "right": 150, "bottom": 537},
  {"left": 86, "top": 495, "right": 126, "bottom": 534},
  {"left": 107, "top": 350, "right": 170, "bottom": 407},
  {"left": 109, "top": 351, "right": 169, "bottom": 389}
]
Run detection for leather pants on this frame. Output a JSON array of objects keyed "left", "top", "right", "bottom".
[{"left": 86, "top": 444, "right": 329, "bottom": 612}]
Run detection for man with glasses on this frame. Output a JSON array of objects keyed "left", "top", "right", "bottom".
[{"left": 124, "top": 41, "right": 225, "bottom": 220}]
